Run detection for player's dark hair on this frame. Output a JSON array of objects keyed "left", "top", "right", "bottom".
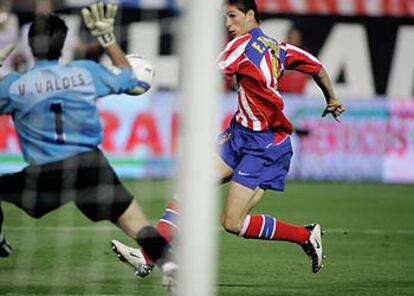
[
  {"left": 225, "top": 0, "right": 261, "bottom": 23},
  {"left": 28, "top": 14, "right": 68, "bottom": 60}
]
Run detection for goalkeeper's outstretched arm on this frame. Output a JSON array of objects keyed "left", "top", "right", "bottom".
[{"left": 81, "top": 2, "right": 130, "bottom": 69}]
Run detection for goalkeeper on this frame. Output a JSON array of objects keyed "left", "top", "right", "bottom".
[{"left": 0, "top": 2, "right": 176, "bottom": 292}]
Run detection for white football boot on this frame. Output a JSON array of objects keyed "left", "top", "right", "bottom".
[
  {"left": 111, "top": 240, "right": 154, "bottom": 277},
  {"left": 302, "top": 224, "right": 324, "bottom": 273},
  {"left": 0, "top": 232, "right": 12, "bottom": 257}
]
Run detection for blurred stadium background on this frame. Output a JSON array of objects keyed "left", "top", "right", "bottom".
[{"left": 0, "top": 0, "right": 413, "bottom": 295}]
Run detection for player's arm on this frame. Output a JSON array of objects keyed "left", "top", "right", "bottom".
[
  {"left": 0, "top": 44, "right": 17, "bottom": 114},
  {"left": 81, "top": 2, "right": 149, "bottom": 96},
  {"left": 81, "top": 2, "right": 130, "bottom": 69},
  {"left": 0, "top": 43, "right": 15, "bottom": 80},
  {"left": 282, "top": 43, "right": 345, "bottom": 122},
  {"left": 313, "top": 67, "right": 345, "bottom": 122}
]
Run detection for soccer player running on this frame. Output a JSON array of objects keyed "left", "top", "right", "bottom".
[
  {"left": 112, "top": 0, "right": 345, "bottom": 277},
  {"left": 0, "top": 2, "right": 177, "bottom": 292}
]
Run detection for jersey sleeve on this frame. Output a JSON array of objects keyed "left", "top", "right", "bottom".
[
  {"left": 281, "top": 42, "right": 322, "bottom": 76},
  {"left": 217, "top": 35, "right": 251, "bottom": 79},
  {"left": 0, "top": 73, "right": 19, "bottom": 114},
  {"left": 73, "top": 60, "right": 138, "bottom": 98}
]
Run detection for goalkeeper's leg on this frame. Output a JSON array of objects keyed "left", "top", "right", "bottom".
[
  {"left": 140, "top": 199, "right": 178, "bottom": 273},
  {"left": 71, "top": 150, "right": 177, "bottom": 290},
  {"left": 112, "top": 198, "right": 178, "bottom": 278},
  {"left": 0, "top": 203, "right": 12, "bottom": 257},
  {"left": 114, "top": 200, "right": 178, "bottom": 292}
]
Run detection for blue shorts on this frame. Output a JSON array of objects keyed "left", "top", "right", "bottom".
[{"left": 218, "top": 121, "right": 293, "bottom": 191}]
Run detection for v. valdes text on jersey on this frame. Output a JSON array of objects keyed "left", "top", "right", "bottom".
[{"left": 16, "top": 73, "right": 86, "bottom": 96}]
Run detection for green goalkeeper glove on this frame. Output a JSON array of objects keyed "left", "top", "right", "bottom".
[
  {"left": 0, "top": 43, "right": 14, "bottom": 67},
  {"left": 81, "top": 2, "right": 118, "bottom": 48}
]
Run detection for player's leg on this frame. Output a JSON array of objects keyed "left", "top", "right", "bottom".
[
  {"left": 221, "top": 180, "right": 323, "bottom": 272},
  {"left": 222, "top": 147, "right": 323, "bottom": 273},
  {"left": 114, "top": 199, "right": 177, "bottom": 267},
  {"left": 136, "top": 153, "right": 231, "bottom": 245},
  {"left": 0, "top": 206, "right": 13, "bottom": 257},
  {"left": 215, "top": 152, "right": 234, "bottom": 184},
  {"left": 223, "top": 181, "right": 310, "bottom": 244},
  {"left": 137, "top": 152, "right": 231, "bottom": 253},
  {"left": 109, "top": 200, "right": 177, "bottom": 292},
  {"left": 1, "top": 160, "right": 75, "bottom": 220},
  {"left": 153, "top": 198, "right": 178, "bottom": 243},
  {"left": 222, "top": 180, "right": 312, "bottom": 245},
  {"left": 114, "top": 151, "right": 234, "bottom": 278},
  {"left": 73, "top": 149, "right": 178, "bottom": 289},
  {"left": 78, "top": 189, "right": 178, "bottom": 290},
  {"left": 115, "top": 198, "right": 151, "bottom": 238},
  {"left": 0, "top": 170, "right": 29, "bottom": 258},
  {"left": 221, "top": 181, "right": 267, "bottom": 234},
  {"left": 0, "top": 203, "right": 12, "bottom": 257},
  {"left": 112, "top": 198, "right": 178, "bottom": 278},
  {"left": 117, "top": 197, "right": 179, "bottom": 277},
  {"left": 231, "top": 184, "right": 310, "bottom": 245}
]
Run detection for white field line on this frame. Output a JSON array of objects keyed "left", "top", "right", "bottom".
[{"left": 5, "top": 226, "right": 414, "bottom": 235}]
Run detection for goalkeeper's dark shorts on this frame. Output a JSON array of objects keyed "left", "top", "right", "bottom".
[{"left": 0, "top": 149, "right": 133, "bottom": 223}]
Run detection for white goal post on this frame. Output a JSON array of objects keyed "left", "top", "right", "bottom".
[{"left": 177, "top": 1, "right": 222, "bottom": 295}]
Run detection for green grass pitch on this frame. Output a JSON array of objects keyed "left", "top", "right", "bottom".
[{"left": 1, "top": 181, "right": 414, "bottom": 295}]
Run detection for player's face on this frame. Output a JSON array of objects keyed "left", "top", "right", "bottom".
[{"left": 224, "top": 5, "right": 252, "bottom": 39}]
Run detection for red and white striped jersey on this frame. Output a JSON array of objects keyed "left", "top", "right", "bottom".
[{"left": 218, "top": 27, "right": 322, "bottom": 134}]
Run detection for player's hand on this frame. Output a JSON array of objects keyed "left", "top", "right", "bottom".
[
  {"left": 81, "top": 2, "right": 118, "bottom": 48},
  {"left": 321, "top": 99, "right": 345, "bottom": 122},
  {"left": 0, "top": 43, "right": 14, "bottom": 67}
]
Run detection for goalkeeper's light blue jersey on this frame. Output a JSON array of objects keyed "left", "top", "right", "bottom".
[{"left": 0, "top": 60, "right": 138, "bottom": 165}]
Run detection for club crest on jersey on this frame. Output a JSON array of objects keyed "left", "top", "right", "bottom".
[{"left": 217, "top": 132, "right": 231, "bottom": 145}]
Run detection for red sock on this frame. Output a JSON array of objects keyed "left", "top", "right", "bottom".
[
  {"left": 239, "top": 214, "right": 310, "bottom": 245},
  {"left": 142, "top": 199, "right": 178, "bottom": 264}
]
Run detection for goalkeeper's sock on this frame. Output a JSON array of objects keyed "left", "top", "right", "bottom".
[
  {"left": 136, "top": 226, "right": 175, "bottom": 269},
  {"left": 142, "top": 199, "right": 178, "bottom": 265},
  {"left": 239, "top": 214, "right": 310, "bottom": 245}
]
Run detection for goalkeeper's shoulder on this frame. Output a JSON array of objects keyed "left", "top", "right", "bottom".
[
  {"left": 0, "top": 71, "right": 21, "bottom": 85},
  {"left": 70, "top": 59, "right": 130, "bottom": 76},
  {"left": 68, "top": 59, "right": 99, "bottom": 73},
  {"left": 0, "top": 72, "right": 20, "bottom": 104}
]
